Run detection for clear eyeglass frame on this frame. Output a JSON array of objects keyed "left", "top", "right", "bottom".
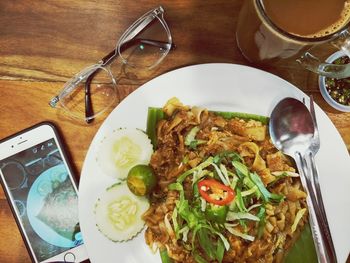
[{"left": 49, "top": 6, "right": 174, "bottom": 123}]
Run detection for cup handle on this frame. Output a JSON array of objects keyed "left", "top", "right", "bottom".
[{"left": 297, "top": 30, "right": 350, "bottom": 79}]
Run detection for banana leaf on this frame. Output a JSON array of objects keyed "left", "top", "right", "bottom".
[
  {"left": 146, "top": 107, "right": 165, "bottom": 149},
  {"left": 284, "top": 223, "right": 317, "bottom": 263},
  {"left": 212, "top": 110, "right": 269, "bottom": 124}
]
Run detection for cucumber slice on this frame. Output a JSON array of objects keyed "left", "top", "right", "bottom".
[
  {"left": 94, "top": 182, "right": 150, "bottom": 242},
  {"left": 96, "top": 128, "right": 153, "bottom": 179}
]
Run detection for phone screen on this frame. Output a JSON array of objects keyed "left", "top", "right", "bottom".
[{"left": 0, "top": 137, "right": 83, "bottom": 262}]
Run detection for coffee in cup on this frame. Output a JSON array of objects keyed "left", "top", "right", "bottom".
[{"left": 236, "top": 0, "right": 350, "bottom": 64}]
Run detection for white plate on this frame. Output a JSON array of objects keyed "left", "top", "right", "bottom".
[{"left": 78, "top": 63, "right": 350, "bottom": 263}]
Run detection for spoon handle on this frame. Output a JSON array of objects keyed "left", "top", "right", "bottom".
[
  {"left": 295, "top": 152, "right": 336, "bottom": 263},
  {"left": 308, "top": 152, "right": 337, "bottom": 262}
]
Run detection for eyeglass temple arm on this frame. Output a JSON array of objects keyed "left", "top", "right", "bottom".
[
  {"left": 84, "top": 38, "right": 175, "bottom": 123},
  {"left": 85, "top": 73, "right": 95, "bottom": 124}
]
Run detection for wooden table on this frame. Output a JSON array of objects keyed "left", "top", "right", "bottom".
[{"left": 0, "top": 1, "right": 349, "bottom": 262}]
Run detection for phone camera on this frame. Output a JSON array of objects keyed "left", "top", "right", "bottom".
[{"left": 11, "top": 145, "right": 14, "bottom": 148}]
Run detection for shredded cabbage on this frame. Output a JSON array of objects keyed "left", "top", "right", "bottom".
[
  {"left": 227, "top": 211, "right": 260, "bottom": 222},
  {"left": 225, "top": 223, "right": 255, "bottom": 242},
  {"left": 291, "top": 208, "right": 307, "bottom": 233}
]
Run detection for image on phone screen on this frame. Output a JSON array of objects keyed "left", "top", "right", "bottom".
[{"left": 0, "top": 138, "right": 83, "bottom": 262}]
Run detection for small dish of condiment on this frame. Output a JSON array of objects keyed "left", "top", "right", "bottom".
[{"left": 319, "top": 51, "right": 350, "bottom": 112}]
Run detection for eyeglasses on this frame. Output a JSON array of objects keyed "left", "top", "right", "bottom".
[{"left": 49, "top": 6, "right": 174, "bottom": 123}]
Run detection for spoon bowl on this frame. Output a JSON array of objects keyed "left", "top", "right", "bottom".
[{"left": 269, "top": 97, "right": 314, "bottom": 156}]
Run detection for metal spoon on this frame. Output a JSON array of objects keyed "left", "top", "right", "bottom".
[{"left": 269, "top": 97, "right": 337, "bottom": 263}]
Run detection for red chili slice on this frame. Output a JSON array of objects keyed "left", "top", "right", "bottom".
[{"left": 198, "top": 179, "right": 235, "bottom": 206}]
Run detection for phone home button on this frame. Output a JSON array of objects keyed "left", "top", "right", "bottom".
[{"left": 64, "top": 252, "right": 76, "bottom": 262}]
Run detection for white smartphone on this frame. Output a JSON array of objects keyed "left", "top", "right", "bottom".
[{"left": 0, "top": 122, "right": 89, "bottom": 263}]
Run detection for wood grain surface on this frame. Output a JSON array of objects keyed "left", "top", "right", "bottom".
[{"left": 0, "top": 1, "right": 349, "bottom": 262}]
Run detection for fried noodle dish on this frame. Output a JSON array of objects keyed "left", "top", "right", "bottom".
[{"left": 143, "top": 98, "right": 308, "bottom": 263}]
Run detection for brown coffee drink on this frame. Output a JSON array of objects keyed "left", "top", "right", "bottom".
[
  {"left": 262, "top": 0, "right": 350, "bottom": 38},
  {"left": 236, "top": 0, "right": 350, "bottom": 64}
]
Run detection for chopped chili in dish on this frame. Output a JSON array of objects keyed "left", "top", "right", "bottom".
[
  {"left": 198, "top": 179, "right": 235, "bottom": 206},
  {"left": 325, "top": 56, "right": 350, "bottom": 106}
]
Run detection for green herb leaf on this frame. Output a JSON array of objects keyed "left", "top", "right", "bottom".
[
  {"left": 176, "top": 157, "right": 214, "bottom": 183},
  {"left": 235, "top": 187, "right": 247, "bottom": 212},
  {"left": 216, "top": 239, "right": 225, "bottom": 263},
  {"left": 160, "top": 248, "right": 174, "bottom": 263},
  {"left": 249, "top": 172, "right": 284, "bottom": 203},
  {"left": 232, "top": 161, "right": 249, "bottom": 178},
  {"left": 198, "top": 228, "right": 216, "bottom": 260},
  {"left": 213, "top": 151, "right": 243, "bottom": 164},
  {"left": 193, "top": 251, "right": 209, "bottom": 263},
  {"left": 256, "top": 205, "right": 266, "bottom": 239},
  {"left": 169, "top": 183, "right": 200, "bottom": 229},
  {"left": 267, "top": 172, "right": 288, "bottom": 188}
]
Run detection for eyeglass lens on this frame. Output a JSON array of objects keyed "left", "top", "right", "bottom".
[
  {"left": 118, "top": 15, "right": 171, "bottom": 69},
  {"left": 59, "top": 67, "right": 117, "bottom": 121}
]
